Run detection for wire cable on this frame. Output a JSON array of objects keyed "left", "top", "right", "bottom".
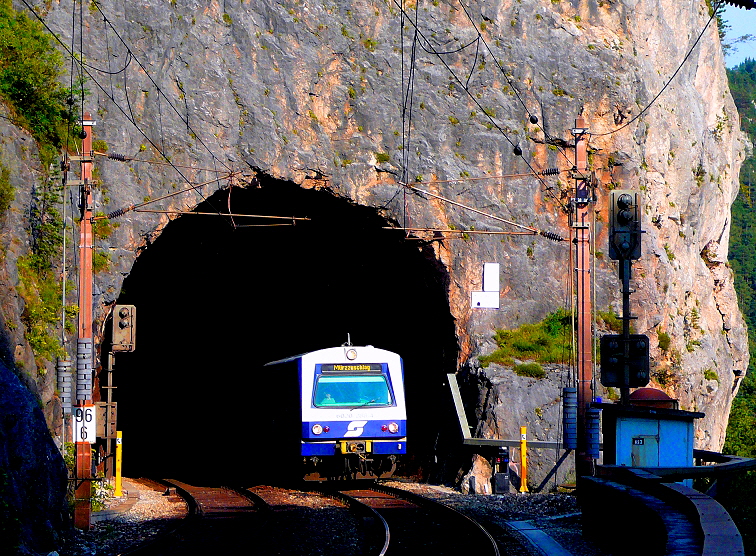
[
  {"left": 456, "top": 0, "right": 576, "bottom": 169},
  {"left": 593, "top": 0, "right": 724, "bottom": 137},
  {"left": 89, "top": 1, "right": 233, "bottom": 175},
  {"left": 393, "top": 0, "right": 569, "bottom": 212},
  {"left": 16, "top": 0, "right": 230, "bottom": 221}
]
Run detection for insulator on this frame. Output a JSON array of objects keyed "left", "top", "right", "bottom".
[
  {"left": 513, "top": 145, "right": 523, "bottom": 156},
  {"left": 540, "top": 168, "right": 559, "bottom": 176},
  {"left": 108, "top": 208, "right": 126, "bottom": 219},
  {"left": 108, "top": 152, "right": 127, "bottom": 161},
  {"left": 562, "top": 387, "right": 577, "bottom": 450},
  {"left": 586, "top": 408, "right": 601, "bottom": 459},
  {"left": 529, "top": 115, "right": 538, "bottom": 124},
  {"left": 540, "top": 230, "right": 565, "bottom": 242}
]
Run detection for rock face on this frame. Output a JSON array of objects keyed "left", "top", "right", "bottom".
[
  {"left": 0, "top": 360, "right": 68, "bottom": 554},
  {"left": 0, "top": 0, "right": 749, "bottom": 542}
]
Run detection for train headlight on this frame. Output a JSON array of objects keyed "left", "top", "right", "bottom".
[
  {"left": 386, "top": 422, "right": 399, "bottom": 434},
  {"left": 346, "top": 348, "right": 358, "bottom": 360},
  {"left": 312, "top": 424, "right": 323, "bottom": 435}
]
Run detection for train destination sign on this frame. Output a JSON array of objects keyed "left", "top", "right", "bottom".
[{"left": 321, "top": 364, "right": 383, "bottom": 372}]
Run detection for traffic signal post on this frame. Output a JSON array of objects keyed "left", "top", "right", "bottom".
[
  {"left": 103, "top": 305, "right": 135, "bottom": 478},
  {"left": 602, "top": 190, "right": 649, "bottom": 403}
]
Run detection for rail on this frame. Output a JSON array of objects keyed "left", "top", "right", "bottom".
[
  {"left": 121, "top": 478, "right": 199, "bottom": 555},
  {"left": 319, "top": 487, "right": 391, "bottom": 556},
  {"left": 370, "top": 483, "right": 500, "bottom": 556}
]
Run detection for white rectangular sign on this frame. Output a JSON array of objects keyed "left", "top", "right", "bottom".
[
  {"left": 483, "top": 263, "right": 500, "bottom": 292},
  {"left": 74, "top": 405, "right": 97, "bottom": 443},
  {"left": 472, "top": 291, "right": 500, "bottom": 309}
]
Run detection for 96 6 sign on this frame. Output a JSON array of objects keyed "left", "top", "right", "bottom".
[{"left": 74, "top": 405, "right": 97, "bottom": 443}]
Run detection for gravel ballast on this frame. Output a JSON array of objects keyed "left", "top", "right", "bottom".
[{"left": 55, "top": 478, "right": 607, "bottom": 556}]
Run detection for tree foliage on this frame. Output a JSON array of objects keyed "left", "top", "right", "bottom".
[
  {"left": 0, "top": 1, "right": 75, "bottom": 369},
  {"left": 0, "top": 0, "right": 73, "bottom": 148},
  {"left": 722, "top": 58, "right": 756, "bottom": 555}
]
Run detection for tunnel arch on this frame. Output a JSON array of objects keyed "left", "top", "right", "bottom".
[{"left": 111, "top": 176, "right": 460, "bottom": 482}]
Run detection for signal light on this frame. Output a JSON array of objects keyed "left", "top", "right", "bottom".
[
  {"left": 609, "top": 190, "right": 641, "bottom": 260},
  {"left": 600, "top": 334, "right": 650, "bottom": 387},
  {"left": 111, "top": 304, "right": 136, "bottom": 352}
]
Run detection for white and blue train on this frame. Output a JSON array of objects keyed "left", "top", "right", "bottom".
[{"left": 264, "top": 344, "right": 406, "bottom": 481}]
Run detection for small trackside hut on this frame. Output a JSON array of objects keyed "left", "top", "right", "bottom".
[{"left": 264, "top": 345, "right": 407, "bottom": 481}]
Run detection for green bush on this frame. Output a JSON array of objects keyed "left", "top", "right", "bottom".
[
  {"left": 479, "top": 309, "right": 572, "bottom": 367},
  {"left": 0, "top": 0, "right": 75, "bottom": 148},
  {"left": 657, "top": 330, "right": 671, "bottom": 352},
  {"left": 513, "top": 362, "right": 546, "bottom": 379},
  {"left": 0, "top": 158, "right": 13, "bottom": 216},
  {"left": 597, "top": 310, "right": 622, "bottom": 332}
]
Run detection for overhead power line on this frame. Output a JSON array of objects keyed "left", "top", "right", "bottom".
[{"left": 391, "top": 0, "right": 569, "bottom": 213}]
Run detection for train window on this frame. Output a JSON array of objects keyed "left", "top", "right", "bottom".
[{"left": 313, "top": 375, "right": 394, "bottom": 408}]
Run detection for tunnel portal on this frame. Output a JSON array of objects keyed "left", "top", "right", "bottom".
[{"left": 112, "top": 177, "right": 460, "bottom": 482}]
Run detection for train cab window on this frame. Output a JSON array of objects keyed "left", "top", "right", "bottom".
[{"left": 314, "top": 375, "right": 394, "bottom": 408}]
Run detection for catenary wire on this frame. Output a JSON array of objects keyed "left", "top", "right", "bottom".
[
  {"left": 16, "top": 0, "right": 230, "bottom": 220},
  {"left": 89, "top": 0, "right": 233, "bottom": 175},
  {"left": 592, "top": 0, "right": 724, "bottom": 136},
  {"left": 455, "top": 0, "right": 576, "bottom": 170},
  {"left": 394, "top": 0, "right": 569, "bottom": 212}
]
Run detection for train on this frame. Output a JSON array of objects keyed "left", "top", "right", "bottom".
[{"left": 264, "top": 344, "right": 406, "bottom": 481}]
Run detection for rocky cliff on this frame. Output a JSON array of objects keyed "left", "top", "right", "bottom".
[
  {"left": 0, "top": 0, "right": 750, "bottom": 547},
  {"left": 44, "top": 0, "right": 747, "bottom": 442}
]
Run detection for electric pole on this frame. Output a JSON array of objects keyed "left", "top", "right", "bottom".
[
  {"left": 571, "top": 116, "right": 594, "bottom": 479},
  {"left": 73, "top": 113, "right": 95, "bottom": 530}
]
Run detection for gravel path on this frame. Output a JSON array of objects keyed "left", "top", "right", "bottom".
[{"left": 58, "top": 478, "right": 186, "bottom": 556}]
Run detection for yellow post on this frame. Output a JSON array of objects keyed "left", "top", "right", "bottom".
[
  {"left": 114, "top": 431, "right": 123, "bottom": 497},
  {"left": 519, "top": 426, "right": 529, "bottom": 493}
]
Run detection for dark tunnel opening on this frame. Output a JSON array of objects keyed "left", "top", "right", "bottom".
[{"left": 110, "top": 177, "right": 461, "bottom": 484}]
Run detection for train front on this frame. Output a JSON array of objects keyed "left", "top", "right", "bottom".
[{"left": 300, "top": 345, "right": 406, "bottom": 480}]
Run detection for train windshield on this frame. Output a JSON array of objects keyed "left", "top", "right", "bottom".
[{"left": 313, "top": 375, "right": 394, "bottom": 408}]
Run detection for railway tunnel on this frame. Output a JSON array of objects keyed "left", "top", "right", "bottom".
[{"left": 112, "top": 176, "right": 460, "bottom": 483}]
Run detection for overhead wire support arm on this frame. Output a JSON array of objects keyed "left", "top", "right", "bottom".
[
  {"left": 383, "top": 227, "right": 541, "bottom": 236},
  {"left": 129, "top": 209, "right": 310, "bottom": 221},
  {"left": 398, "top": 182, "right": 565, "bottom": 241},
  {"left": 99, "top": 173, "right": 242, "bottom": 220}
]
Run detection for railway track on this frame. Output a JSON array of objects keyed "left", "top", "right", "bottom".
[
  {"left": 122, "top": 480, "right": 554, "bottom": 555},
  {"left": 123, "top": 479, "right": 263, "bottom": 555},
  {"left": 335, "top": 483, "right": 501, "bottom": 556}
]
